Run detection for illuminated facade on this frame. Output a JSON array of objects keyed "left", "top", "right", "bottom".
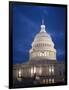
[{"left": 13, "top": 20, "right": 65, "bottom": 86}]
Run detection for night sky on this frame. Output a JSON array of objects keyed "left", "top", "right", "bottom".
[{"left": 13, "top": 4, "right": 66, "bottom": 64}]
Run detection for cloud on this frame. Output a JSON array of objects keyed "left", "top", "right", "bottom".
[
  {"left": 18, "top": 14, "right": 38, "bottom": 30},
  {"left": 49, "top": 31, "right": 65, "bottom": 38},
  {"left": 57, "top": 49, "right": 65, "bottom": 55}
]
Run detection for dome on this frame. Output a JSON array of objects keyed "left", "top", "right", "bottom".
[{"left": 29, "top": 20, "right": 56, "bottom": 61}]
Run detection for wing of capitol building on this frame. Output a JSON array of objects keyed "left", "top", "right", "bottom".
[{"left": 13, "top": 20, "right": 65, "bottom": 87}]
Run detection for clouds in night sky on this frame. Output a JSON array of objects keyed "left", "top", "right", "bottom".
[{"left": 12, "top": 4, "right": 66, "bottom": 64}]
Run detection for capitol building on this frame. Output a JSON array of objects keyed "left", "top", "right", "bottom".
[{"left": 13, "top": 20, "right": 65, "bottom": 87}]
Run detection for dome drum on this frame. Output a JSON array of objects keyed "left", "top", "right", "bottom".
[{"left": 29, "top": 50, "right": 56, "bottom": 60}]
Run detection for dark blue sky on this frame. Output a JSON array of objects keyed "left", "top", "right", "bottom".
[{"left": 13, "top": 4, "right": 66, "bottom": 64}]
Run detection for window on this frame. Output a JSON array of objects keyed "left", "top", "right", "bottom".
[
  {"left": 52, "top": 79, "right": 54, "bottom": 83},
  {"left": 31, "top": 67, "right": 34, "bottom": 77},
  {"left": 43, "top": 79, "right": 45, "bottom": 84},
  {"left": 52, "top": 65, "right": 54, "bottom": 75},
  {"left": 36, "top": 67, "right": 39, "bottom": 75},
  {"left": 39, "top": 52, "right": 42, "bottom": 56},
  {"left": 31, "top": 67, "right": 37, "bottom": 76},
  {"left": 18, "top": 69, "right": 22, "bottom": 78},
  {"left": 34, "top": 66, "right": 36, "bottom": 73},
  {"left": 38, "top": 52, "right": 40, "bottom": 56},
  {"left": 50, "top": 51, "right": 52, "bottom": 56},
  {"left": 46, "top": 79, "right": 48, "bottom": 84},
  {"left": 36, "top": 67, "right": 42, "bottom": 75},
  {"left": 39, "top": 52, "right": 44, "bottom": 56},
  {"left": 39, "top": 67, "right": 42, "bottom": 75},
  {"left": 49, "top": 78, "right": 51, "bottom": 84},
  {"left": 49, "top": 66, "right": 51, "bottom": 75},
  {"left": 44, "top": 52, "right": 46, "bottom": 56},
  {"left": 49, "top": 65, "right": 54, "bottom": 75},
  {"left": 42, "top": 53, "right": 44, "bottom": 56},
  {"left": 46, "top": 51, "right": 49, "bottom": 56},
  {"left": 39, "top": 52, "right": 51, "bottom": 57}
]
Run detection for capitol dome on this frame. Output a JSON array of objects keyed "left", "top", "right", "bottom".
[{"left": 29, "top": 20, "right": 56, "bottom": 61}]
